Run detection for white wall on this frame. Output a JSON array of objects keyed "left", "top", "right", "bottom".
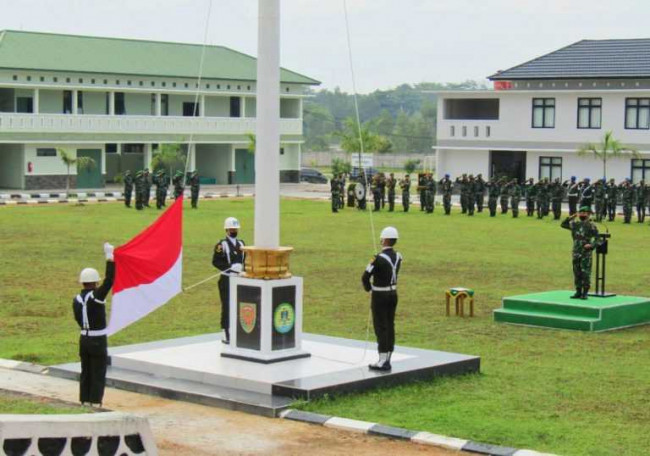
[
  {"left": 436, "top": 148, "right": 490, "bottom": 178},
  {"left": 244, "top": 97, "right": 256, "bottom": 118},
  {"left": 279, "top": 143, "right": 300, "bottom": 170},
  {"left": 205, "top": 96, "right": 229, "bottom": 117},
  {"left": 124, "top": 93, "right": 151, "bottom": 116},
  {"left": 39, "top": 89, "right": 62, "bottom": 114},
  {"left": 0, "top": 143, "right": 24, "bottom": 188},
  {"left": 83, "top": 91, "right": 106, "bottom": 115},
  {"left": 195, "top": 143, "right": 232, "bottom": 184},
  {"left": 24, "top": 143, "right": 105, "bottom": 176}
]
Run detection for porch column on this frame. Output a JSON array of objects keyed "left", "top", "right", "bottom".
[
  {"left": 33, "top": 88, "right": 40, "bottom": 114},
  {"left": 155, "top": 93, "right": 162, "bottom": 116},
  {"left": 144, "top": 143, "right": 153, "bottom": 169},
  {"left": 72, "top": 89, "right": 78, "bottom": 114},
  {"left": 241, "top": 97, "right": 247, "bottom": 118},
  {"left": 109, "top": 91, "right": 115, "bottom": 116},
  {"left": 299, "top": 97, "right": 303, "bottom": 120},
  {"left": 199, "top": 95, "right": 205, "bottom": 117},
  {"left": 189, "top": 143, "right": 196, "bottom": 170}
]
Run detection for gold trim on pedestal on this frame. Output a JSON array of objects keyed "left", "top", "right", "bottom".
[{"left": 242, "top": 246, "right": 293, "bottom": 279}]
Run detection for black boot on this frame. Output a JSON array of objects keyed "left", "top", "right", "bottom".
[
  {"left": 581, "top": 287, "right": 590, "bottom": 300},
  {"left": 222, "top": 328, "right": 230, "bottom": 344},
  {"left": 570, "top": 288, "right": 582, "bottom": 299}
]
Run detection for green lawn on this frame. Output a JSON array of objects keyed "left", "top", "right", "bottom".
[
  {"left": 0, "top": 199, "right": 648, "bottom": 455},
  {"left": 0, "top": 390, "right": 91, "bottom": 414}
]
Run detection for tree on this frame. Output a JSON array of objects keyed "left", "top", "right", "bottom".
[
  {"left": 577, "top": 131, "right": 639, "bottom": 179},
  {"left": 331, "top": 157, "right": 351, "bottom": 175},
  {"left": 245, "top": 132, "right": 256, "bottom": 154},
  {"left": 404, "top": 158, "right": 421, "bottom": 174},
  {"left": 151, "top": 143, "right": 187, "bottom": 177},
  {"left": 57, "top": 148, "right": 96, "bottom": 197},
  {"left": 336, "top": 117, "right": 392, "bottom": 154}
]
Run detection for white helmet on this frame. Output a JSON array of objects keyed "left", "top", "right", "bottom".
[
  {"left": 224, "top": 217, "right": 240, "bottom": 230},
  {"left": 380, "top": 226, "right": 399, "bottom": 240},
  {"left": 79, "top": 268, "right": 101, "bottom": 284}
]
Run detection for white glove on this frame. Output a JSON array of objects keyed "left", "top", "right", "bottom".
[
  {"left": 104, "top": 242, "right": 114, "bottom": 261},
  {"left": 230, "top": 263, "right": 243, "bottom": 273}
]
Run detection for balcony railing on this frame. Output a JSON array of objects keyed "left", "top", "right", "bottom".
[{"left": 0, "top": 113, "right": 302, "bottom": 136}]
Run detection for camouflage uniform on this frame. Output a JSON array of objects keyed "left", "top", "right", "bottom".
[
  {"left": 154, "top": 170, "right": 168, "bottom": 209},
  {"left": 456, "top": 174, "right": 468, "bottom": 213},
  {"left": 143, "top": 168, "right": 152, "bottom": 208},
  {"left": 561, "top": 210, "right": 602, "bottom": 298},
  {"left": 499, "top": 178, "right": 510, "bottom": 214},
  {"left": 551, "top": 178, "right": 565, "bottom": 220},
  {"left": 524, "top": 178, "right": 536, "bottom": 217},
  {"left": 123, "top": 170, "right": 134, "bottom": 208},
  {"left": 190, "top": 170, "right": 200, "bottom": 209},
  {"left": 387, "top": 173, "right": 396, "bottom": 212},
  {"left": 419, "top": 174, "right": 427, "bottom": 211},
  {"left": 535, "top": 180, "right": 548, "bottom": 219},
  {"left": 330, "top": 175, "right": 340, "bottom": 213},
  {"left": 474, "top": 174, "right": 486, "bottom": 212},
  {"left": 338, "top": 174, "right": 346, "bottom": 209},
  {"left": 620, "top": 180, "right": 635, "bottom": 223},
  {"left": 593, "top": 180, "right": 606, "bottom": 222},
  {"left": 172, "top": 171, "right": 184, "bottom": 199},
  {"left": 605, "top": 179, "right": 618, "bottom": 222},
  {"left": 486, "top": 178, "right": 500, "bottom": 217},
  {"left": 509, "top": 180, "right": 521, "bottom": 218},
  {"left": 439, "top": 175, "right": 453, "bottom": 215},
  {"left": 401, "top": 175, "right": 411, "bottom": 212},
  {"left": 134, "top": 170, "right": 145, "bottom": 211},
  {"left": 635, "top": 180, "right": 647, "bottom": 223},
  {"left": 425, "top": 173, "right": 435, "bottom": 213},
  {"left": 466, "top": 175, "right": 476, "bottom": 216}
]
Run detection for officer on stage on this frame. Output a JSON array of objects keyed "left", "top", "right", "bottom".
[
  {"left": 123, "top": 170, "right": 133, "bottom": 208},
  {"left": 212, "top": 217, "right": 245, "bottom": 344},
  {"left": 362, "top": 226, "right": 402, "bottom": 371},
  {"left": 73, "top": 242, "right": 115, "bottom": 406},
  {"left": 561, "top": 206, "right": 602, "bottom": 300}
]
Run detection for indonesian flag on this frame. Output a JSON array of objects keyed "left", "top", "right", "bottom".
[{"left": 107, "top": 196, "right": 183, "bottom": 335}]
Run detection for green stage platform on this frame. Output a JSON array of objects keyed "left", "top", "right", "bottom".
[{"left": 494, "top": 291, "right": 650, "bottom": 332}]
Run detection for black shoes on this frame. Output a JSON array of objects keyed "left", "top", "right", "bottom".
[{"left": 570, "top": 288, "right": 583, "bottom": 299}]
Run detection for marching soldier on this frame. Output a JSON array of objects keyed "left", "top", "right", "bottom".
[
  {"left": 439, "top": 174, "right": 453, "bottom": 215},
  {"left": 190, "top": 170, "right": 200, "bottom": 209},
  {"left": 524, "top": 178, "right": 536, "bottom": 217},
  {"left": 510, "top": 179, "right": 521, "bottom": 218},
  {"left": 123, "top": 170, "right": 133, "bottom": 208},
  {"left": 466, "top": 174, "right": 476, "bottom": 216},
  {"left": 330, "top": 174, "right": 340, "bottom": 213},
  {"left": 551, "top": 178, "right": 565, "bottom": 220},
  {"left": 635, "top": 179, "right": 647, "bottom": 223},
  {"left": 561, "top": 207, "right": 602, "bottom": 299},
  {"left": 212, "top": 217, "right": 245, "bottom": 344},
  {"left": 172, "top": 170, "right": 184, "bottom": 199},
  {"left": 475, "top": 173, "right": 486, "bottom": 212},
  {"left": 605, "top": 178, "right": 618, "bottom": 222},
  {"left": 143, "top": 168, "right": 152, "bottom": 208},
  {"left": 419, "top": 173, "right": 427, "bottom": 211},
  {"left": 486, "top": 177, "right": 500, "bottom": 217},
  {"left": 400, "top": 174, "right": 411, "bottom": 212},
  {"left": 456, "top": 174, "right": 468, "bottom": 213},
  {"left": 593, "top": 179, "right": 606, "bottom": 222},
  {"left": 74, "top": 242, "right": 115, "bottom": 406},
  {"left": 362, "top": 226, "right": 402, "bottom": 371},
  {"left": 564, "top": 176, "right": 580, "bottom": 216},
  {"left": 372, "top": 174, "right": 382, "bottom": 212},
  {"left": 499, "top": 177, "right": 510, "bottom": 214},
  {"left": 579, "top": 178, "right": 594, "bottom": 211},
  {"left": 387, "top": 173, "right": 396, "bottom": 212},
  {"left": 134, "top": 170, "right": 145, "bottom": 211},
  {"left": 621, "top": 178, "right": 635, "bottom": 224}
]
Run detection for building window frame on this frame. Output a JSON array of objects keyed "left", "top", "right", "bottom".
[
  {"left": 532, "top": 98, "right": 555, "bottom": 128},
  {"left": 36, "top": 148, "right": 57, "bottom": 157},
  {"left": 631, "top": 159, "right": 650, "bottom": 183},
  {"left": 577, "top": 98, "right": 602, "bottom": 129},
  {"left": 539, "top": 156, "right": 562, "bottom": 181},
  {"left": 625, "top": 98, "right": 650, "bottom": 130}
]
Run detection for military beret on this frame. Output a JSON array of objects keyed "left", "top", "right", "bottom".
[{"left": 578, "top": 206, "right": 592, "bottom": 213}]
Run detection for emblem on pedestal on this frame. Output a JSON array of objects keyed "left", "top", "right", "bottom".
[{"left": 239, "top": 302, "right": 257, "bottom": 334}]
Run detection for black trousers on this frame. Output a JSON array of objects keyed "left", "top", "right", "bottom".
[
  {"left": 124, "top": 187, "right": 132, "bottom": 207},
  {"left": 79, "top": 335, "right": 107, "bottom": 404},
  {"left": 371, "top": 291, "right": 398, "bottom": 353},
  {"left": 218, "top": 276, "right": 231, "bottom": 330},
  {"left": 191, "top": 189, "right": 199, "bottom": 208},
  {"left": 568, "top": 196, "right": 579, "bottom": 215},
  {"left": 388, "top": 191, "right": 395, "bottom": 211}
]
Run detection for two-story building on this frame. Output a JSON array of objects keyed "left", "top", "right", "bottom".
[
  {"left": 435, "top": 39, "right": 650, "bottom": 183},
  {"left": 0, "top": 30, "right": 319, "bottom": 190}
]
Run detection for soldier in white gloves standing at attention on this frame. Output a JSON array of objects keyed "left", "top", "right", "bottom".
[
  {"left": 73, "top": 242, "right": 115, "bottom": 406},
  {"left": 212, "top": 217, "right": 246, "bottom": 344}
]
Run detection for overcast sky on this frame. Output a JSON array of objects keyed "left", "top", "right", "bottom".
[{"left": 1, "top": 0, "right": 649, "bottom": 93}]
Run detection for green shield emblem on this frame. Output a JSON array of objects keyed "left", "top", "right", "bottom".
[{"left": 239, "top": 302, "right": 257, "bottom": 334}]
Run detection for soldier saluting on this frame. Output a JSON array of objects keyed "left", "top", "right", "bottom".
[
  {"left": 212, "top": 217, "right": 246, "bottom": 344},
  {"left": 123, "top": 170, "right": 134, "bottom": 208},
  {"left": 439, "top": 174, "right": 453, "bottom": 215},
  {"left": 561, "top": 206, "right": 602, "bottom": 299},
  {"left": 362, "top": 227, "right": 402, "bottom": 371}
]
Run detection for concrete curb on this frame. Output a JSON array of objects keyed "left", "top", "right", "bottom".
[
  {"left": 0, "top": 192, "right": 255, "bottom": 206},
  {"left": 281, "top": 409, "right": 556, "bottom": 456}
]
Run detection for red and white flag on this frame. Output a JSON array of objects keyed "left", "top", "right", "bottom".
[{"left": 107, "top": 196, "right": 183, "bottom": 336}]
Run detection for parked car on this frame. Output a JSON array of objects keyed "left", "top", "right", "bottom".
[
  {"left": 349, "top": 166, "right": 379, "bottom": 181},
  {"left": 300, "top": 168, "right": 328, "bottom": 184}
]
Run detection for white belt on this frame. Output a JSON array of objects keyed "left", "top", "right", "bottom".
[
  {"left": 81, "top": 329, "right": 107, "bottom": 337},
  {"left": 372, "top": 285, "right": 396, "bottom": 292}
]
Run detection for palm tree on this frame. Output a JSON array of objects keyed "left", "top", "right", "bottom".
[
  {"left": 245, "top": 132, "right": 256, "bottom": 154},
  {"left": 577, "top": 131, "right": 639, "bottom": 180},
  {"left": 151, "top": 143, "right": 186, "bottom": 178},
  {"left": 58, "top": 149, "right": 96, "bottom": 198}
]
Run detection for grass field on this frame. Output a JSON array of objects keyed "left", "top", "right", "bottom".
[
  {"left": 0, "top": 198, "right": 648, "bottom": 455},
  {"left": 0, "top": 390, "right": 90, "bottom": 414}
]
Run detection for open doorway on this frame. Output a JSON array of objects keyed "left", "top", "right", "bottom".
[{"left": 490, "top": 150, "right": 526, "bottom": 183}]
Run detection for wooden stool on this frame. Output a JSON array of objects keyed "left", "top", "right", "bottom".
[{"left": 445, "top": 287, "right": 475, "bottom": 317}]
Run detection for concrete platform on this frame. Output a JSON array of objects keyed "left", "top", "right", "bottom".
[
  {"left": 494, "top": 290, "right": 650, "bottom": 332},
  {"left": 49, "top": 333, "right": 480, "bottom": 417}
]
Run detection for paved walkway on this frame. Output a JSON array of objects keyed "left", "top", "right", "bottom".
[{"left": 0, "top": 367, "right": 450, "bottom": 456}]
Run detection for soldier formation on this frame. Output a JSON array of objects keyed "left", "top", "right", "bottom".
[
  {"left": 124, "top": 169, "right": 200, "bottom": 210},
  {"left": 331, "top": 171, "right": 650, "bottom": 225}
]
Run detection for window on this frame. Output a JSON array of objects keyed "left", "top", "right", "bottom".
[
  {"left": 577, "top": 98, "right": 602, "bottom": 128},
  {"left": 532, "top": 98, "right": 555, "bottom": 128},
  {"left": 151, "top": 81, "right": 155, "bottom": 87},
  {"left": 40, "top": 76, "right": 45, "bottom": 82},
  {"left": 105, "top": 144, "right": 118, "bottom": 154},
  {"left": 26, "top": 76, "right": 31, "bottom": 81},
  {"left": 444, "top": 99, "right": 499, "bottom": 120},
  {"left": 280, "top": 148, "right": 285, "bottom": 155},
  {"left": 103, "top": 79, "right": 108, "bottom": 84},
  {"left": 78, "top": 78, "right": 83, "bottom": 83},
  {"left": 183, "top": 102, "right": 199, "bottom": 117},
  {"left": 115, "top": 92, "right": 126, "bottom": 115},
  {"left": 229, "top": 97, "right": 241, "bottom": 117},
  {"left": 206, "top": 84, "right": 210, "bottom": 89},
  {"left": 36, "top": 148, "right": 57, "bottom": 157},
  {"left": 161, "top": 94, "right": 169, "bottom": 116},
  {"left": 53, "top": 77, "right": 58, "bottom": 83},
  {"left": 462, "top": 126, "right": 467, "bottom": 137},
  {"left": 539, "top": 156, "right": 562, "bottom": 180},
  {"left": 631, "top": 159, "right": 650, "bottom": 182},
  {"left": 16, "top": 97, "right": 34, "bottom": 113},
  {"left": 217, "top": 84, "right": 221, "bottom": 89},
  {"left": 122, "top": 144, "right": 144, "bottom": 153},
  {"left": 227, "top": 85, "right": 231, "bottom": 89},
  {"left": 486, "top": 126, "right": 491, "bottom": 137},
  {"left": 172, "top": 82, "right": 177, "bottom": 88},
  {"left": 77, "top": 91, "right": 84, "bottom": 114},
  {"left": 474, "top": 126, "right": 479, "bottom": 137},
  {"left": 91, "top": 78, "right": 95, "bottom": 84},
  {"left": 66, "top": 77, "right": 71, "bottom": 83},
  {"left": 450, "top": 126, "right": 455, "bottom": 137},
  {"left": 12, "top": 75, "right": 17, "bottom": 81},
  {"left": 63, "top": 90, "right": 72, "bottom": 114},
  {"left": 247, "top": 85, "right": 251, "bottom": 90},
  {"left": 139, "top": 81, "right": 144, "bottom": 86},
  {"left": 184, "top": 83, "right": 189, "bottom": 88},
  {"left": 151, "top": 94, "right": 156, "bottom": 115},
  {"left": 625, "top": 98, "right": 650, "bottom": 129},
  {"left": 237, "top": 85, "right": 241, "bottom": 90},
  {"left": 162, "top": 82, "right": 166, "bottom": 87}
]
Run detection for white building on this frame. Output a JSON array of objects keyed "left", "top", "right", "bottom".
[
  {"left": 435, "top": 39, "right": 650, "bottom": 183},
  {"left": 0, "top": 30, "right": 319, "bottom": 190}
]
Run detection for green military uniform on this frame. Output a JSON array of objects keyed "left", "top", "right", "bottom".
[
  {"left": 419, "top": 174, "right": 427, "bottom": 211},
  {"left": 189, "top": 170, "right": 200, "bottom": 209},
  {"left": 155, "top": 170, "right": 168, "bottom": 209},
  {"left": 535, "top": 179, "right": 548, "bottom": 219},
  {"left": 605, "top": 179, "right": 618, "bottom": 221},
  {"left": 524, "top": 178, "right": 536, "bottom": 217},
  {"left": 561, "top": 207, "right": 602, "bottom": 299},
  {"left": 338, "top": 174, "right": 346, "bottom": 209},
  {"left": 475, "top": 174, "right": 486, "bottom": 212},
  {"left": 486, "top": 178, "right": 500, "bottom": 217},
  {"left": 387, "top": 173, "right": 396, "bottom": 212},
  {"left": 123, "top": 170, "right": 134, "bottom": 208},
  {"left": 456, "top": 174, "right": 468, "bottom": 213},
  {"left": 424, "top": 174, "right": 435, "bottom": 213},
  {"left": 620, "top": 179, "right": 635, "bottom": 223},
  {"left": 439, "top": 175, "right": 453, "bottom": 215},
  {"left": 347, "top": 183, "right": 356, "bottom": 207},
  {"left": 564, "top": 177, "right": 580, "bottom": 216},
  {"left": 143, "top": 168, "right": 152, "bottom": 208},
  {"left": 579, "top": 179, "right": 594, "bottom": 211},
  {"left": 134, "top": 170, "right": 145, "bottom": 211},
  {"left": 551, "top": 178, "right": 565, "bottom": 220},
  {"left": 172, "top": 170, "right": 184, "bottom": 199},
  {"left": 499, "top": 178, "right": 510, "bottom": 214},
  {"left": 635, "top": 180, "right": 647, "bottom": 223},
  {"left": 401, "top": 175, "right": 411, "bottom": 212},
  {"left": 330, "top": 175, "right": 340, "bottom": 213},
  {"left": 510, "top": 179, "right": 521, "bottom": 218},
  {"left": 466, "top": 175, "right": 476, "bottom": 216},
  {"left": 372, "top": 174, "right": 382, "bottom": 212},
  {"left": 593, "top": 179, "right": 606, "bottom": 222}
]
